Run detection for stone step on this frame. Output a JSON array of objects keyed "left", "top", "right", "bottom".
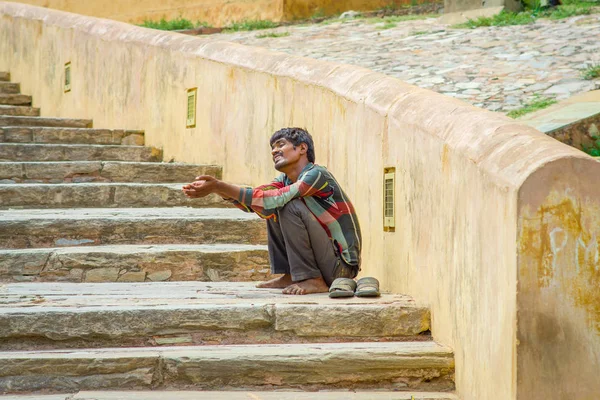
[
  {"left": 0, "top": 392, "right": 459, "bottom": 400},
  {"left": 0, "top": 93, "right": 31, "bottom": 106},
  {"left": 0, "top": 127, "right": 144, "bottom": 145},
  {"left": 0, "top": 208, "right": 267, "bottom": 249},
  {"left": 0, "top": 182, "right": 226, "bottom": 208},
  {"left": 0, "top": 143, "right": 162, "bottom": 162},
  {"left": 0, "top": 105, "right": 40, "bottom": 117},
  {"left": 0, "top": 161, "right": 219, "bottom": 183},
  {"left": 0, "top": 82, "right": 20, "bottom": 94},
  {"left": 0, "top": 116, "right": 92, "bottom": 128},
  {"left": 0, "top": 282, "right": 429, "bottom": 350},
  {"left": 0, "top": 72, "right": 9, "bottom": 81},
  {"left": 0, "top": 244, "right": 269, "bottom": 284},
  {"left": 0, "top": 341, "right": 454, "bottom": 393}
]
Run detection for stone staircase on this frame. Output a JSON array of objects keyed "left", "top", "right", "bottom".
[{"left": 0, "top": 72, "right": 457, "bottom": 399}]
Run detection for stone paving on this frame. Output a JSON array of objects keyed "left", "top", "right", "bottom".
[{"left": 204, "top": 12, "right": 600, "bottom": 113}]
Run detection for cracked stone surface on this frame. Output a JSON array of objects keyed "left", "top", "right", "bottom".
[
  {"left": 0, "top": 244, "right": 270, "bottom": 283},
  {"left": 51, "top": 392, "right": 460, "bottom": 400},
  {"left": 0, "top": 341, "right": 453, "bottom": 392},
  {"left": 0, "top": 105, "right": 40, "bottom": 116},
  {"left": 0, "top": 116, "right": 92, "bottom": 127},
  {"left": 0, "top": 161, "right": 221, "bottom": 183},
  {"left": 0, "top": 143, "right": 163, "bottom": 162},
  {"left": 0, "top": 182, "right": 227, "bottom": 208},
  {"left": 0, "top": 127, "right": 144, "bottom": 145},
  {"left": 0, "top": 207, "right": 268, "bottom": 248},
  {"left": 0, "top": 282, "right": 429, "bottom": 348},
  {"left": 201, "top": 12, "right": 600, "bottom": 113}
]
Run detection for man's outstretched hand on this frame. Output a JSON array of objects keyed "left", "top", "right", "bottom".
[
  {"left": 182, "top": 175, "right": 219, "bottom": 198},
  {"left": 182, "top": 175, "right": 242, "bottom": 200}
]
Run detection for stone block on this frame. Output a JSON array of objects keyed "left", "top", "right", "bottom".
[
  {"left": 0, "top": 82, "right": 20, "bottom": 94},
  {"left": 0, "top": 105, "right": 40, "bottom": 116},
  {"left": 121, "top": 131, "right": 145, "bottom": 146},
  {"left": 0, "top": 93, "right": 31, "bottom": 105},
  {"left": 85, "top": 268, "right": 120, "bottom": 282},
  {"left": 1, "top": 127, "right": 32, "bottom": 142},
  {"left": 0, "top": 143, "right": 162, "bottom": 162},
  {"left": 118, "top": 271, "right": 147, "bottom": 282},
  {"left": 0, "top": 116, "right": 92, "bottom": 128},
  {"left": 147, "top": 270, "right": 172, "bottom": 281},
  {"left": 0, "top": 208, "right": 268, "bottom": 249}
]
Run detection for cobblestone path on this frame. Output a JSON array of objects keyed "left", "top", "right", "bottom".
[{"left": 205, "top": 13, "right": 600, "bottom": 113}]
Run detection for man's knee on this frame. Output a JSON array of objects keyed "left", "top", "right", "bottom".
[{"left": 278, "top": 198, "right": 309, "bottom": 219}]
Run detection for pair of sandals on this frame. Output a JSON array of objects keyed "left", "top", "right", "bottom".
[{"left": 329, "top": 277, "right": 380, "bottom": 298}]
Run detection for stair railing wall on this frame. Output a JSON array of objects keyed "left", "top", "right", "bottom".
[{"left": 2, "top": 2, "right": 599, "bottom": 399}]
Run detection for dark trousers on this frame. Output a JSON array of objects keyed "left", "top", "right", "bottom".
[{"left": 266, "top": 199, "right": 357, "bottom": 286}]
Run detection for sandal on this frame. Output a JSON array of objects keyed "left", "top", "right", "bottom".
[
  {"left": 328, "top": 278, "right": 357, "bottom": 298},
  {"left": 355, "top": 277, "right": 380, "bottom": 297}
]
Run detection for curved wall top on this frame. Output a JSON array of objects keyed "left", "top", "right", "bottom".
[{"left": 1, "top": 2, "right": 598, "bottom": 399}]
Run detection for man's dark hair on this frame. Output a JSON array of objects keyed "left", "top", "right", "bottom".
[{"left": 270, "top": 127, "right": 315, "bottom": 163}]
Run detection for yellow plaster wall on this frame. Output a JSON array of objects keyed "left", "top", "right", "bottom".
[
  {"left": 1, "top": 3, "right": 598, "bottom": 399},
  {"left": 7, "top": 0, "right": 417, "bottom": 26},
  {"left": 282, "top": 0, "right": 413, "bottom": 20},
  {"left": 10, "top": 0, "right": 284, "bottom": 26}
]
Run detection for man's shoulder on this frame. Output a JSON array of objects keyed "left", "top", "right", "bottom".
[{"left": 306, "top": 163, "right": 331, "bottom": 175}]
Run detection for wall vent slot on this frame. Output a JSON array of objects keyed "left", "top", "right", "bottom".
[
  {"left": 186, "top": 88, "right": 197, "bottom": 128},
  {"left": 64, "top": 62, "right": 71, "bottom": 93},
  {"left": 384, "top": 167, "right": 395, "bottom": 232}
]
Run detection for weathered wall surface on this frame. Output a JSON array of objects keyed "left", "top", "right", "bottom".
[
  {"left": 281, "top": 0, "right": 413, "bottom": 20},
  {"left": 8, "top": 0, "right": 416, "bottom": 26},
  {"left": 1, "top": 3, "right": 598, "bottom": 399},
  {"left": 9, "top": 0, "right": 283, "bottom": 26},
  {"left": 444, "top": 0, "right": 521, "bottom": 14},
  {"left": 517, "top": 156, "right": 600, "bottom": 399}
]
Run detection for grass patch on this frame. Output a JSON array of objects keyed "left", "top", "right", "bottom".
[
  {"left": 224, "top": 20, "right": 278, "bottom": 32},
  {"left": 311, "top": 8, "right": 327, "bottom": 19},
  {"left": 139, "top": 17, "right": 209, "bottom": 31},
  {"left": 453, "top": 1, "right": 594, "bottom": 29},
  {"left": 507, "top": 96, "right": 557, "bottom": 118},
  {"left": 583, "top": 136, "right": 600, "bottom": 157},
  {"left": 377, "top": 22, "right": 398, "bottom": 29},
  {"left": 581, "top": 64, "right": 600, "bottom": 80},
  {"left": 256, "top": 32, "right": 290, "bottom": 38},
  {"left": 412, "top": 30, "right": 430, "bottom": 35}
]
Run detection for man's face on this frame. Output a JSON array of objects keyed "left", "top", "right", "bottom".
[{"left": 271, "top": 138, "right": 304, "bottom": 171}]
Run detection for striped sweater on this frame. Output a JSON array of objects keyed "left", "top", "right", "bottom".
[{"left": 233, "top": 163, "right": 362, "bottom": 268}]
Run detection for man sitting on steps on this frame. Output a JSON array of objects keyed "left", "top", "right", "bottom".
[{"left": 182, "top": 127, "right": 362, "bottom": 295}]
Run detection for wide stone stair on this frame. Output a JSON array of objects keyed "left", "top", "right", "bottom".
[{"left": 0, "top": 72, "right": 457, "bottom": 399}]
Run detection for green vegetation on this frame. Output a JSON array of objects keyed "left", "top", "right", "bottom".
[
  {"left": 224, "top": 20, "right": 278, "bottom": 32},
  {"left": 377, "top": 22, "right": 398, "bottom": 29},
  {"left": 311, "top": 8, "right": 327, "bottom": 19},
  {"left": 140, "top": 17, "right": 209, "bottom": 31},
  {"left": 453, "top": 0, "right": 595, "bottom": 29},
  {"left": 581, "top": 64, "right": 600, "bottom": 80},
  {"left": 507, "top": 96, "right": 557, "bottom": 118},
  {"left": 256, "top": 32, "right": 290, "bottom": 39},
  {"left": 412, "top": 30, "right": 430, "bottom": 35},
  {"left": 583, "top": 136, "right": 600, "bottom": 157}
]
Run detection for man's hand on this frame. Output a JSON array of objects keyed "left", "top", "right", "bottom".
[
  {"left": 182, "top": 175, "right": 219, "bottom": 198},
  {"left": 183, "top": 175, "right": 243, "bottom": 201}
]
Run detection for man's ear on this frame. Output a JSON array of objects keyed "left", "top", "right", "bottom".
[{"left": 299, "top": 142, "right": 308, "bottom": 155}]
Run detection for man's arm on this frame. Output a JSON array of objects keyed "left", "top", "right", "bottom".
[
  {"left": 237, "top": 168, "right": 331, "bottom": 215},
  {"left": 182, "top": 175, "right": 243, "bottom": 200},
  {"left": 182, "top": 175, "right": 284, "bottom": 217}
]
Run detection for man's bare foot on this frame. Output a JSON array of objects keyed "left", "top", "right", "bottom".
[
  {"left": 256, "top": 274, "right": 294, "bottom": 289},
  {"left": 282, "top": 276, "right": 329, "bottom": 295}
]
